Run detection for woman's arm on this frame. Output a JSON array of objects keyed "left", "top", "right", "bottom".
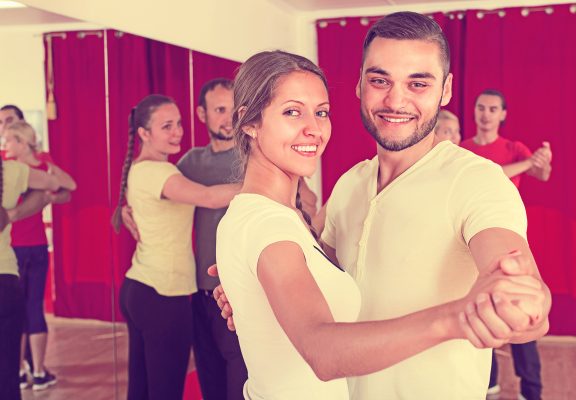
[
  {"left": 28, "top": 168, "right": 59, "bottom": 192},
  {"left": 257, "top": 241, "right": 545, "bottom": 381},
  {"left": 47, "top": 163, "right": 77, "bottom": 191},
  {"left": 162, "top": 174, "right": 240, "bottom": 209}
]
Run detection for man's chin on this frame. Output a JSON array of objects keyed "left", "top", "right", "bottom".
[{"left": 210, "top": 130, "right": 234, "bottom": 141}]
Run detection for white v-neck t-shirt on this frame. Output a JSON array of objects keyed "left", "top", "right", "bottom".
[
  {"left": 322, "top": 141, "right": 527, "bottom": 400},
  {"left": 217, "top": 193, "right": 361, "bottom": 400}
]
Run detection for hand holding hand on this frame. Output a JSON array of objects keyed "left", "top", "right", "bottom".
[
  {"left": 121, "top": 205, "right": 140, "bottom": 241},
  {"left": 208, "top": 264, "right": 236, "bottom": 331},
  {"left": 458, "top": 251, "right": 546, "bottom": 348}
]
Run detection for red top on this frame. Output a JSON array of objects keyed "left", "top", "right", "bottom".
[
  {"left": 461, "top": 136, "right": 532, "bottom": 188},
  {"left": 10, "top": 153, "right": 54, "bottom": 247}
]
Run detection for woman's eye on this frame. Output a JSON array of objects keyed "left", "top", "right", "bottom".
[
  {"left": 284, "top": 109, "right": 300, "bottom": 117},
  {"left": 316, "top": 110, "right": 330, "bottom": 118}
]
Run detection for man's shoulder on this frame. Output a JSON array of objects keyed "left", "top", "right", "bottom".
[
  {"left": 339, "top": 157, "right": 377, "bottom": 181},
  {"left": 179, "top": 145, "right": 210, "bottom": 160},
  {"left": 329, "top": 157, "right": 377, "bottom": 199},
  {"left": 436, "top": 142, "right": 501, "bottom": 176}
]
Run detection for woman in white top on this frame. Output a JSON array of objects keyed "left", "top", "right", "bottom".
[
  {"left": 216, "top": 51, "right": 545, "bottom": 400},
  {"left": 111, "top": 95, "right": 239, "bottom": 400},
  {"left": 0, "top": 158, "right": 72, "bottom": 400}
]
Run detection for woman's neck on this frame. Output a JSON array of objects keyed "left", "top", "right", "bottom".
[
  {"left": 242, "top": 156, "right": 299, "bottom": 209},
  {"left": 135, "top": 146, "right": 168, "bottom": 162}
]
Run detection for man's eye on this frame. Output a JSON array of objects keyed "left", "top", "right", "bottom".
[
  {"left": 412, "top": 82, "right": 428, "bottom": 88},
  {"left": 370, "top": 78, "right": 387, "bottom": 85}
]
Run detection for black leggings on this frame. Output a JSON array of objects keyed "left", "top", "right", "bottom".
[
  {"left": 120, "top": 278, "right": 192, "bottom": 400},
  {"left": 0, "top": 274, "right": 24, "bottom": 400}
]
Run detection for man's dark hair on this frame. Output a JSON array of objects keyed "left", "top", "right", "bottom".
[
  {"left": 0, "top": 104, "right": 25, "bottom": 120},
  {"left": 362, "top": 11, "right": 451, "bottom": 79},
  {"left": 476, "top": 89, "right": 507, "bottom": 110},
  {"left": 198, "top": 78, "right": 233, "bottom": 109}
]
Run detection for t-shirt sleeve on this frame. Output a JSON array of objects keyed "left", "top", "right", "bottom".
[
  {"left": 450, "top": 161, "right": 527, "bottom": 243},
  {"left": 247, "top": 212, "right": 306, "bottom": 276},
  {"left": 320, "top": 193, "right": 337, "bottom": 249},
  {"left": 514, "top": 141, "right": 532, "bottom": 161},
  {"left": 37, "top": 152, "right": 55, "bottom": 164},
  {"left": 137, "top": 162, "right": 182, "bottom": 200}
]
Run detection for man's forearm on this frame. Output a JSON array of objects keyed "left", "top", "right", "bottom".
[
  {"left": 10, "top": 190, "right": 50, "bottom": 222},
  {"left": 502, "top": 159, "right": 532, "bottom": 179},
  {"left": 51, "top": 189, "right": 72, "bottom": 204}
]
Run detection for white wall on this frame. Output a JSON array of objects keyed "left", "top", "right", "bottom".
[
  {"left": 20, "top": 0, "right": 298, "bottom": 62},
  {"left": 0, "top": 22, "right": 100, "bottom": 147}
]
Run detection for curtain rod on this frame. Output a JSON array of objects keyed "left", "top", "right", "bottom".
[
  {"left": 317, "top": 4, "right": 576, "bottom": 26},
  {"left": 44, "top": 31, "right": 104, "bottom": 40}
]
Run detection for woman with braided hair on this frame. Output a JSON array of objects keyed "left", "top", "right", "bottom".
[
  {"left": 0, "top": 157, "right": 72, "bottom": 400},
  {"left": 111, "top": 94, "right": 239, "bottom": 400}
]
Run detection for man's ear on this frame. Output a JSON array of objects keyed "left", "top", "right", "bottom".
[
  {"left": 440, "top": 73, "right": 453, "bottom": 107},
  {"left": 501, "top": 109, "right": 507, "bottom": 123},
  {"left": 196, "top": 106, "right": 207, "bottom": 124}
]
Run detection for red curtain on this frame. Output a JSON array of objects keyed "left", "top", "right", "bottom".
[
  {"left": 45, "top": 30, "right": 240, "bottom": 321},
  {"left": 317, "top": 4, "right": 576, "bottom": 334},
  {"left": 45, "top": 31, "right": 114, "bottom": 321}
]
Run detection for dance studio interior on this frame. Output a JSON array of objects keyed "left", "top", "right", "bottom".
[{"left": 1, "top": 0, "right": 575, "bottom": 399}]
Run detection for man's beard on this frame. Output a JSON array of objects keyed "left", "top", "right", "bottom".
[
  {"left": 360, "top": 101, "right": 441, "bottom": 152},
  {"left": 209, "top": 128, "right": 233, "bottom": 141}
]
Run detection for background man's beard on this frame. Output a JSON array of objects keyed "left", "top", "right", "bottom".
[
  {"left": 360, "top": 103, "right": 441, "bottom": 152},
  {"left": 209, "top": 129, "right": 233, "bottom": 141}
]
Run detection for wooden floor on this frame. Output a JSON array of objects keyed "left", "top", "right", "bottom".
[
  {"left": 22, "top": 315, "right": 576, "bottom": 400},
  {"left": 22, "top": 315, "right": 128, "bottom": 400},
  {"left": 491, "top": 337, "right": 576, "bottom": 400}
]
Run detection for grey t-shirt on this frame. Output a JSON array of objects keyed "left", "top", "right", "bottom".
[{"left": 177, "top": 145, "right": 239, "bottom": 290}]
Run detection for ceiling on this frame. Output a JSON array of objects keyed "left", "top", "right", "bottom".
[{"left": 274, "top": 0, "right": 466, "bottom": 11}]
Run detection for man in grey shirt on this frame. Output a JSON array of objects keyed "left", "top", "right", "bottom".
[{"left": 123, "top": 79, "right": 247, "bottom": 400}]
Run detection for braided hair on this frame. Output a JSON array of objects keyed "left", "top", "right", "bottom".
[{"left": 111, "top": 94, "right": 175, "bottom": 232}]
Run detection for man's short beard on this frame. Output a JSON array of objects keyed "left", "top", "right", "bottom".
[
  {"left": 209, "top": 129, "right": 233, "bottom": 141},
  {"left": 360, "top": 101, "right": 442, "bottom": 152}
]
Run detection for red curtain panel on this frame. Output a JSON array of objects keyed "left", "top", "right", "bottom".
[
  {"left": 45, "top": 31, "right": 114, "bottom": 321},
  {"left": 317, "top": 4, "right": 576, "bottom": 334},
  {"left": 45, "top": 30, "right": 240, "bottom": 321}
]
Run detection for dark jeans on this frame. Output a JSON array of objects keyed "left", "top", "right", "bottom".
[
  {"left": 489, "top": 341, "right": 542, "bottom": 400},
  {"left": 120, "top": 278, "right": 193, "bottom": 400},
  {"left": 15, "top": 245, "right": 49, "bottom": 334},
  {"left": 0, "top": 274, "right": 24, "bottom": 400},
  {"left": 191, "top": 290, "right": 247, "bottom": 400}
]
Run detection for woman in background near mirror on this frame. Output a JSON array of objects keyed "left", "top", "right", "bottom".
[
  {"left": 3, "top": 120, "right": 76, "bottom": 391},
  {"left": 111, "top": 94, "right": 239, "bottom": 400},
  {"left": 0, "top": 156, "right": 74, "bottom": 400}
]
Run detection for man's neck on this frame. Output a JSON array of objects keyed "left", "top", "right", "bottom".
[
  {"left": 376, "top": 133, "right": 439, "bottom": 193},
  {"left": 473, "top": 129, "right": 499, "bottom": 145},
  {"left": 210, "top": 138, "right": 234, "bottom": 153}
]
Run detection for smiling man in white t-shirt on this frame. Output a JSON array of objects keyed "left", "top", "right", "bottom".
[{"left": 319, "top": 12, "right": 550, "bottom": 400}]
